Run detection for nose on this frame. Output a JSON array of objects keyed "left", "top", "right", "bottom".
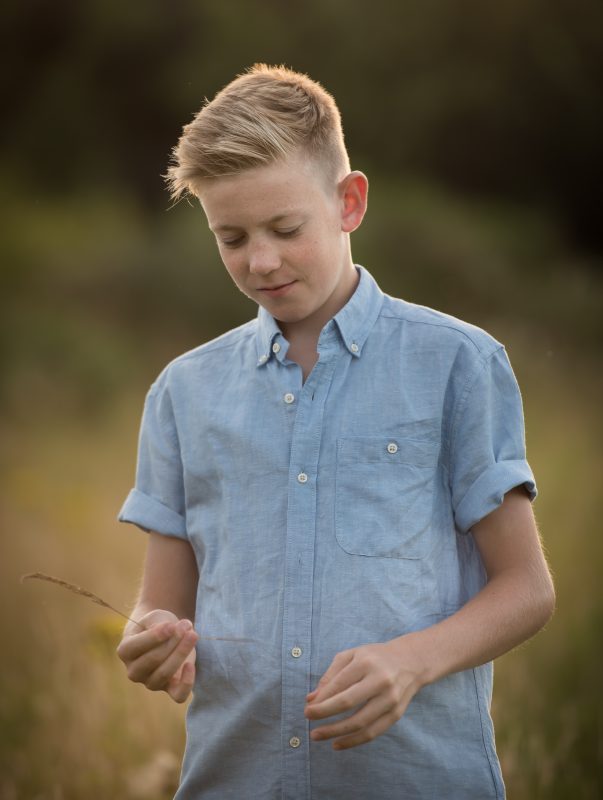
[{"left": 248, "top": 239, "right": 281, "bottom": 276}]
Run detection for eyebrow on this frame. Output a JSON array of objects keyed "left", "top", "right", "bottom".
[{"left": 211, "top": 212, "right": 302, "bottom": 233}]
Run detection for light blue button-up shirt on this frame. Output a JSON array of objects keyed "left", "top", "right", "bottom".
[{"left": 119, "top": 265, "right": 536, "bottom": 799}]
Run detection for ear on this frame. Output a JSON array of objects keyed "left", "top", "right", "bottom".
[{"left": 339, "top": 171, "right": 369, "bottom": 233}]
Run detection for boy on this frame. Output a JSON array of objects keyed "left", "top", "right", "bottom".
[{"left": 117, "top": 64, "right": 555, "bottom": 799}]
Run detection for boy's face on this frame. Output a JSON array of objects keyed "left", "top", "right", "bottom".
[{"left": 196, "top": 153, "right": 365, "bottom": 339}]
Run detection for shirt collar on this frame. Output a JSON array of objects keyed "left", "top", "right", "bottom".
[
  {"left": 332, "top": 265, "right": 384, "bottom": 357},
  {"left": 255, "top": 307, "right": 285, "bottom": 366},
  {"left": 255, "top": 265, "right": 384, "bottom": 366}
]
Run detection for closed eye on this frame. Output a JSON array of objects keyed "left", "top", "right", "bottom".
[
  {"left": 219, "top": 235, "right": 245, "bottom": 249},
  {"left": 219, "top": 225, "right": 301, "bottom": 248},
  {"left": 275, "top": 226, "right": 301, "bottom": 239}
]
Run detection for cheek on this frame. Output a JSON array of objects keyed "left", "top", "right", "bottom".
[
  {"left": 219, "top": 251, "right": 244, "bottom": 282},
  {"left": 294, "top": 233, "right": 326, "bottom": 265}
]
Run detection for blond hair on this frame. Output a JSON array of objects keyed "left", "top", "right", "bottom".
[{"left": 165, "top": 64, "right": 350, "bottom": 201}]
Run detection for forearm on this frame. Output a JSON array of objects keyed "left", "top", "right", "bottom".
[
  {"left": 405, "top": 563, "right": 555, "bottom": 687},
  {"left": 134, "top": 532, "right": 199, "bottom": 623}
]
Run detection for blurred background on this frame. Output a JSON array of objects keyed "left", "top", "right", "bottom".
[{"left": 1, "top": 1, "right": 602, "bottom": 797}]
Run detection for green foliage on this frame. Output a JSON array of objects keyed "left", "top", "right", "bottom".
[
  {"left": 2, "top": 0, "right": 602, "bottom": 249},
  {"left": 1, "top": 177, "right": 601, "bottom": 419},
  {"left": 1, "top": 4, "right": 602, "bottom": 795}
]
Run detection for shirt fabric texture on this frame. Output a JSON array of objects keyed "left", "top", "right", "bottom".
[{"left": 118, "top": 265, "right": 537, "bottom": 800}]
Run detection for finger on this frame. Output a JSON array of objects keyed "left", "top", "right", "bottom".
[
  {"left": 117, "top": 620, "right": 179, "bottom": 662},
  {"left": 319, "top": 691, "right": 415, "bottom": 750},
  {"left": 305, "top": 659, "right": 367, "bottom": 712},
  {"left": 124, "top": 621, "right": 194, "bottom": 680},
  {"left": 167, "top": 659, "right": 196, "bottom": 704},
  {"left": 310, "top": 692, "right": 392, "bottom": 741},
  {"left": 331, "top": 706, "right": 404, "bottom": 750},
  {"left": 305, "top": 673, "right": 374, "bottom": 721},
  {"left": 145, "top": 630, "right": 198, "bottom": 691},
  {"left": 307, "top": 651, "right": 354, "bottom": 699},
  {"left": 169, "top": 645, "right": 196, "bottom": 684}
]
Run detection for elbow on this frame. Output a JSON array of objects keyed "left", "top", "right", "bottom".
[
  {"left": 544, "top": 577, "right": 556, "bottom": 623},
  {"left": 533, "top": 571, "right": 556, "bottom": 632}
]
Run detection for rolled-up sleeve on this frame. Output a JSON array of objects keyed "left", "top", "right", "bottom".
[
  {"left": 118, "top": 379, "right": 187, "bottom": 539},
  {"left": 450, "top": 345, "right": 537, "bottom": 534}
]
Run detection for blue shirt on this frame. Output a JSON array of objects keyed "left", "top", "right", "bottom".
[{"left": 118, "top": 265, "right": 536, "bottom": 799}]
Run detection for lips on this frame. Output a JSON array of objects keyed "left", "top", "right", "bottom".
[{"left": 257, "top": 280, "right": 297, "bottom": 295}]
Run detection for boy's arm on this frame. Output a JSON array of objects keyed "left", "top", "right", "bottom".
[
  {"left": 134, "top": 531, "right": 198, "bottom": 620},
  {"left": 304, "top": 487, "right": 555, "bottom": 749},
  {"left": 117, "top": 532, "right": 200, "bottom": 703}
]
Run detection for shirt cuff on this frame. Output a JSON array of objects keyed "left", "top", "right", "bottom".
[
  {"left": 117, "top": 488, "right": 188, "bottom": 539},
  {"left": 454, "top": 460, "right": 537, "bottom": 534}
]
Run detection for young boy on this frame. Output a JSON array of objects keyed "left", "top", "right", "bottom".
[{"left": 117, "top": 64, "right": 555, "bottom": 799}]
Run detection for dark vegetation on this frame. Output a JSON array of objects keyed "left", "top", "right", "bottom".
[{"left": 1, "top": 2, "right": 601, "bottom": 797}]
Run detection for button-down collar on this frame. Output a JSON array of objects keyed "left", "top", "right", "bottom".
[
  {"left": 255, "top": 309, "right": 282, "bottom": 366},
  {"left": 255, "top": 265, "right": 384, "bottom": 367},
  {"left": 332, "top": 265, "right": 384, "bottom": 357}
]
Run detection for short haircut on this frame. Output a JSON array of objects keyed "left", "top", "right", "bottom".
[{"left": 165, "top": 64, "right": 350, "bottom": 202}]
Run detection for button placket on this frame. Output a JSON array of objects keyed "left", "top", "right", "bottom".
[{"left": 281, "top": 355, "right": 339, "bottom": 799}]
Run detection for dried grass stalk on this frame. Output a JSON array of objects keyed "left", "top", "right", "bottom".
[
  {"left": 21, "top": 572, "right": 255, "bottom": 642},
  {"left": 21, "top": 571, "right": 145, "bottom": 629}
]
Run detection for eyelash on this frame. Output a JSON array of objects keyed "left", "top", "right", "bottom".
[
  {"left": 220, "top": 227, "right": 301, "bottom": 249},
  {"left": 221, "top": 237, "right": 244, "bottom": 249}
]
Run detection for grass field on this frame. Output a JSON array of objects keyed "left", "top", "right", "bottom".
[{"left": 1, "top": 341, "right": 601, "bottom": 799}]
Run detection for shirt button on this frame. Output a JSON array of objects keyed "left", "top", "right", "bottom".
[
  {"left": 297, "top": 472, "right": 308, "bottom": 484},
  {"left": 291, "top": 646, "right": 302, "bottom": 658},
  {"left": 387, "top": 442, "right": 398, "bottom": 454},
  {"left": 284, "top": 393, "right": 295, "bottom": 404},
  {"left": 350, "top": 342, "right": 359, "bottom": 353},
  {"left": 272, "top": 342, "right": 281, "bottom": 353},
  {"left": 289, "top": 736, "right": 301, "bottom": 748},
  {"left": 258, "top": 354, "right": 268, "bottom": 364}
]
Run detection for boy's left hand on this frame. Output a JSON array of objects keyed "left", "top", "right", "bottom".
[{"left": 304, "top": 637, "right": 426, "bottom": 750}]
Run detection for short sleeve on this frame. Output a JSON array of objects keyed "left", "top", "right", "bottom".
[
  {"left": 449, "top": 346, "right": 537, "bottom": 534},
  {"left": 117, "top": 380, "right": 187, "bottom": 539}
]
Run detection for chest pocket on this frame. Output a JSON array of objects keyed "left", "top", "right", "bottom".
[{"left": 334, "top": 420, "right": 440, "bottom": 559}]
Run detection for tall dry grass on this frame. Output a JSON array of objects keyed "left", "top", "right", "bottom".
[
  {"left": 1, "top": 398, "right": 185, "bottom": 799},
  {"left": 1, "top": 344, "right": 601, "bottom": 798}
]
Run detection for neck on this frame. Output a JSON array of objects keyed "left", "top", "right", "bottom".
[{"left": 280, "top": 260, "right": 358, "bottom": 348}]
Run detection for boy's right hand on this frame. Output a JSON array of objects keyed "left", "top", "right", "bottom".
[{"left": 116, "top": 609, "right": 199, "bottom": 704}]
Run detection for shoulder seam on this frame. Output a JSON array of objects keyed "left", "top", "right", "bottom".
[
  {"left": 160, "top": 322, "right": 257, "bottom": 371},
  {"left": 378, "top": 309, "right": 500, "bottom": 356}
]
